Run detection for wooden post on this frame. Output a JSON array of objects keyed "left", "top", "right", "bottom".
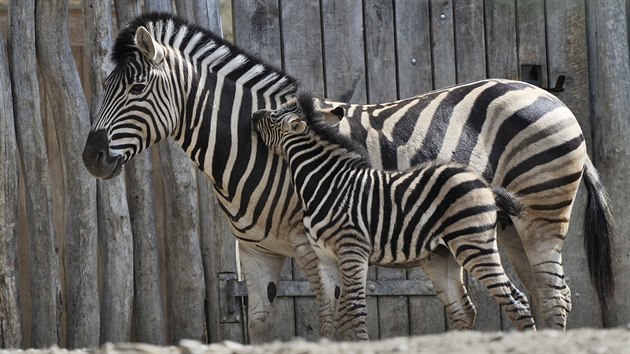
[
  {"left": 35, "top": 0, "right": 99, "bottom": 348},
  {"left": 113, "top": 0, "right": 167, "bottom": 345},
  {"left": 83, "top": 0, "right": 134, "bottom": 344},
  {"left": 7, "top": 0, "right": 60, "bottom": 347},
  {"left": 0, "top": 30, "right": 23, "bottom": 350},
  {"left": 586, "top": 0, "right": 630, "bottom": 327}
]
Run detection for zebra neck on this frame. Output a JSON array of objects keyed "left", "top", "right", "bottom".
[
  {"left": 158, "top": 25, "right": 297, "bottom": 195},
  {"left": 285, "top": 134, "right": 369, "bottom": 207}
]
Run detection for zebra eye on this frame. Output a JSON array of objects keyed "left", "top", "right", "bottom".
[{"left": 129, "top": 83, "right": 146, "bottom": 95}]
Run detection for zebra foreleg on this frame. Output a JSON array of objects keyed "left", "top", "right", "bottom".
[
  {"left": 334, "top": 245, "right": 370, "bottom": 341},
  {"left": 238, "top": 243, "right": 286, "bottom": 344},
  {"left": 420, "top": 246, "right": 477, "bottom": 330}
]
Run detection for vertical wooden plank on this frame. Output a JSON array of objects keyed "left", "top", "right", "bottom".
[
  {"left": 281, "top": 0, "right": 325, "bottom": 341},
  {"left": 517, "top": 0, "right": 547, "bottom": 87},
  {"left": 233, "top": 0, "right": 296, "bottom": 341},
  {"left": 395, "top": 0, "right": 433, "bottom": 98},
  {"left": 282, "top": 0, "right": 325, "bottom": 95},
  {"left": 430, "top": 0, "right": 456, "bottom": 89},
  {"left": 36, "top": 0, "right": 100, "bottom": 348},
  {"left": 454, "top": 0, "right": 486, "bottom": 83},
  {"left": 8, "top": 0, "right": 60, "bottom": 347},
  {"left": 321, "top": 0, "right": 367, "bottom": 103},
  {"left": 484, "top": 0, "right": 518, "bottom": 79},
  {"left": 586, "top": 0, "right": 630, "bottom": 328},
  {"left": 364, "top": 0, "right": 410, "bottom": 339},
  {"left": 546, "top": 0, "right": 602, "bottom": 329},
  {"left": 0, "top": 30, "right": 23, "bottom": 350}
]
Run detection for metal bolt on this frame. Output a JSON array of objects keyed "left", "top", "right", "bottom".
[
  {"left": 575, "top": 292, "right": 581, "bottom": 299},
  {"left": 235, "top": 315, "right": 240, "bottom": 321},
  {"left": 440, "top": 13, "right": 446, "bottom": 20},
  {"left": 221, "top": 316, "right": 227, "bottom": 322},
  {"left": 411, "top": 58, "right": 417, "bottom": 65},
  {"left": 368, "top": 283, "right": 376, "bottom": 292}
]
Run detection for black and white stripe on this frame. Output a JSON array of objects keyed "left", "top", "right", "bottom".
[{"left": 253, "top": 93, "right": 536, "bottom": 340}]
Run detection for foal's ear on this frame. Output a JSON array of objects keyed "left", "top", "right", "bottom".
[
  {"left": 288, "top": 119, "right": 307, "bottom": 134},
  {"left": 135, "top": 26, "right": 164, "bottom": 64},
  {"left": 320, "top": 106, "right": 345, "bottom": 126}
]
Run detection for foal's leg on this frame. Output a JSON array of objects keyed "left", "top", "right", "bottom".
[
  {"left": 334, "top": 242, "right": 370, "bottom": 341},
  {"left": 420, "top": 246, "right": 477, "bottom": 330}
]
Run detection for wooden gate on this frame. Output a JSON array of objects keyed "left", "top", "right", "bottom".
[{"left": 214, "top": 0, "right": 602, "bottom": 342}]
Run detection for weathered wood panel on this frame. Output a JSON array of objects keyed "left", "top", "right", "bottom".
[
  {"left": 586, "top": 0, "right": 630, "bottom": 328},
  {"left": 8, "top": 0, "right": 60, "bottom": 347},
  {"left": 36, "top": 0, "right": 99, "bottom": 348},
  {"left": 430, "top": 0, "right": 456, "bottom": 89},
  {"left": 0, "top": 28, "right": 22, "bottom": 350},
  {"left": 484, "top": 0, "right": 518, "bottom": 79},
  {"left": 454, "top": 0, "right": 486, "bottom": 84}
]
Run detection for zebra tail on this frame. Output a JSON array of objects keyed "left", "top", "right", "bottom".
[
  {"left": 582, "top": 155, "right": 616, "bottom": 309},
  {"left": 491, "top": 186, "right": 524, "bottom": 217}
]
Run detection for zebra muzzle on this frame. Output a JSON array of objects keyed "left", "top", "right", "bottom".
[{"left": 82, "top": 129, "right": 124, "bottom": 179}]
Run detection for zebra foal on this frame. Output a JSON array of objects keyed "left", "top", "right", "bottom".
[{"left": 253, "top": 93, "right": 536, "bottom": 340}]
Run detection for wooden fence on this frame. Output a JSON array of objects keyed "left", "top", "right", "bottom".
[{"left": 0, "top": 0, "right": 628, "bottom": 349}]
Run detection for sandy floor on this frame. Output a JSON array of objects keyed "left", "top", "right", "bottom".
[{"left": 4, "top": 327, "right": 629, "bottom": 354}]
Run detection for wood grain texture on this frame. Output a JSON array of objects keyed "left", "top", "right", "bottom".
[
  {"left": 35, "top": 0, "right": 99, "bottom": 348},
  {"left": 321, "top": 0, "right": 367, "bottom": 102},
  {"left": 394, "top": 0, "right": 433, "bottom": 98},
  {"left": 454, "top": 0, "right": 486, "bottom": 83},
  {"left": 586, "top": 0, "right": 630, "bottom": 328},
  {"left": 0, "top": 26, "right": 22, "bottom": 350},
  {"left": 8, "top": 0, "right": 59, "bottom": 347},
  {"left": 430, "top": 0, "right": 456, "bottom": 89},
  {"left": 484, "top": 0, "right": 518, "bottom": 79}
]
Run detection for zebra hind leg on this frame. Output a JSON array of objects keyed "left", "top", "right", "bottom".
[
  {"left": 420, "top": 246, "right": 476, "bottom": 330},
  {"left": 446, "top": 230, "right": 536, "bottom": 331}
]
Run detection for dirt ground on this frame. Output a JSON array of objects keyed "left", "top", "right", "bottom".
[{"left": 3, "top": 327, "right": 629, "bottom": 354}]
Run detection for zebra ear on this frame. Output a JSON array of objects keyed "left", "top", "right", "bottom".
[
  {"left": 289, "top": 119, "right": 307, "bottom": 134},
  {"left": 321, "top": 106, "right": 345, "bottom": 126},
  {"left": 135, "top": 26, "right": 164, "bottom": 64}
]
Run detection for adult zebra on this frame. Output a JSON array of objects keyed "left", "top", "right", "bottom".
[{"left": 83, "top": 13, "right": 614, "bottom": 339}]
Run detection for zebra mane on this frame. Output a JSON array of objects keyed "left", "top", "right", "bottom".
[
  {"left": 111, "top": 12, "right": 298, "bottom": 93},
  {"left": 296, "top": 92, "right": 370, "bottom": 165}
]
